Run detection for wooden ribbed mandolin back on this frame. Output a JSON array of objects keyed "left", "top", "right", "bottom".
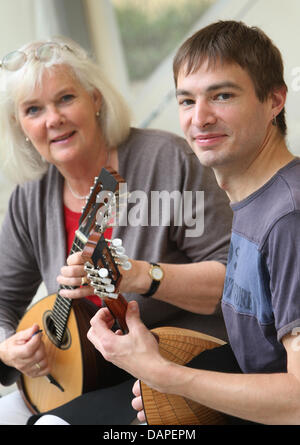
[{"left": 140, "top": 327, "right": 227, "bottom": 425}]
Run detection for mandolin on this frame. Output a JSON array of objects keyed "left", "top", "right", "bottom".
[
  {"left": 17, "top": 167, "right": 125, "bottom": 414},
  {"left": 83, "top": 231, "right": 228, "bottom": 425}
]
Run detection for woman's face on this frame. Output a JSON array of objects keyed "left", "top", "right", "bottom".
[{"left": 17, "top": 65, "right": 102, "bottom": 168}]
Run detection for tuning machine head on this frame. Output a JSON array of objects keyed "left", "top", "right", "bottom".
[
  {"left": 108, "top": 238, "right": 132, "bottom": 271},
  {"left": 84, "top": 262, "right": 118, "bottom": 299}
]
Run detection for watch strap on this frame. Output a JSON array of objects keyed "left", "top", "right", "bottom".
[{"left": 141, "top": 263, "right": 161, "bottom": 298}]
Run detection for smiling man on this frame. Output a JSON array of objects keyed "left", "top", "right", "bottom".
[
  {"left": 176, "top": 65, "right": 275, "bottom": 173},
  {"left": 87, "top": 20, "right": 300, "bottom": 425}
]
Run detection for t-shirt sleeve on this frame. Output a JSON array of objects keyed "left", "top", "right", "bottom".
[{"left": 265, "top": 211, "right": 300, "bottom": 341}]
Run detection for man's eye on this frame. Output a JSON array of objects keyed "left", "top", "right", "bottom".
[
  {"left": 215, "top": 93, "right": 232, "bottom": 101},
  {"left": 180, "top": 99, "right": 194, "bottom": 106}
]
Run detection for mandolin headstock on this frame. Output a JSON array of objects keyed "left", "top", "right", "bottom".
[
  {"left": 80, "top": 170, "right": 130, "bottom": 333},
  {"left": 75, "top": 167, "right": 125, "bottom": 247}
]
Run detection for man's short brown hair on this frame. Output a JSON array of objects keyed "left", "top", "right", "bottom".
[{"left": 173, "top": 21, "right": 287, "bottom": 136}]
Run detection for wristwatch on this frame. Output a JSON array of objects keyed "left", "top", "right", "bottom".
[{"left": 141, "top": 263, "right": 164, "bottom": 297}]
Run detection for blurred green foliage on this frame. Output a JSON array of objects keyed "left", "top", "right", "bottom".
[{"left": 112, "top": 0, "right": 215, "bottom": 81}]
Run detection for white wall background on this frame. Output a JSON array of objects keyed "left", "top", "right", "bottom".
[{"left": 134, "top": 0, "right": 300, "bottom": 156}]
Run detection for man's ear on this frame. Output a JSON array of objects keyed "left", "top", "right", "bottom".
[{"left": 271, "top": 85, "right": 287, "bottom": 118}]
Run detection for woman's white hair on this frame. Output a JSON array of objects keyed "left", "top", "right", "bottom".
[{"left": 0, "top": 36, "right": 131, "bottom": 183}]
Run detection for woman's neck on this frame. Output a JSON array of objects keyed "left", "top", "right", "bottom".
[{"left": 63, "top": 147, "right": 113, "bottom": 213}]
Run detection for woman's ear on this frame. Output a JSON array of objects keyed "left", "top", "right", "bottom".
[{"left": 92, "top": 89, "right": 102, "bottom": 112}]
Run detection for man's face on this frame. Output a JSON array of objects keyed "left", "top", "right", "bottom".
[{"left": 176, "top": 60, "right": 273, "bottom": 171}]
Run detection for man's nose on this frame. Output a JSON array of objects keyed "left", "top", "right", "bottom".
[{"left": 192, "top": 100, "right": 217, "bottom": 128}]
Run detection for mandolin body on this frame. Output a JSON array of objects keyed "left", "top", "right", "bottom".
[
  {"left": 17, "top": 293, "right": 106, "bottom": 414},
  {"left": 15, "top": 167, "right": 123, "bottom": 414},
  {"left": 141, "top": 327, "right": 228, "bottom": 425}
]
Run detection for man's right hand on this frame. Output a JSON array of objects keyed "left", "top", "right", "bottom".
[{"left": 132, "top": 379, "right": 146, "bottom": 423}]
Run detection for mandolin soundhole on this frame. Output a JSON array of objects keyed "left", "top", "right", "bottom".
[{"left": 43, "top": 310, "right": 71, "bottom": 350}]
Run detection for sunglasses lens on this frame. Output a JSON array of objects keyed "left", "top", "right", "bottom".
[
  {"left": 1, "top": 43, "right": 73, "bottom": 72},
  {"left": 36, "top": 43, "right": 60, "bottom": 62},
  {"left": 2, "top": 51, "right": 27, "bottom": 71}
]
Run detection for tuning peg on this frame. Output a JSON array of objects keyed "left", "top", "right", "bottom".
[
  {"left": 84, "top": 263, "right": 99, "bottom": 278},
  {"left": 100, "top": 277, "right": 113, "bottom": 285},
  {"left": 98, "top": 267, "right": 109, "bottom": 278},
  {"left": 91, "top": 280, "right": 115, "bottom": 293},
  {"left": 109, "top": 244, "right": 125, "bottom": 255},
  {"left": 108, "top": 239, "right": 125, "bottom": 254},
  {"left": 105, "top": 283, "right": 115, "bottom": 293},
  {"left": 111, "top": 238, "right": 122, "bottom": 247},
  {"left": 108, "top": 239, "right": 132, "bottom": 271},
  {"left": 121, "top": 260, "right": 132, "bottom": 271},
  {"left": 116, "top": 254, "right": 128, "bottom": 263},
  {"left": 90, "top": 281, "right": 103, "bottom": 290},
  {"left": 93, "top": 289, "right": 119, "bottom": 300},
  {"left": 84, "top": 262, "right": 94, "bottom": 272},
  {"left": 87, "top": 268, "right": 99, "bottom": 278},
  {"left": 97, "top": 268, "right": 113, "bottom": 285},
  {"left": 87, "top": 272, "right": 99, "bottom": 281},
  {"left": 114, "top": 255, "right": 132, "bottom": 271},
  {"left": 115, "top": 246, "right": 125, "bottom": 255}
]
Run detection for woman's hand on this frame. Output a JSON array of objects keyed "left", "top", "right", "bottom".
[
  {"left": 57, "top": 252, "right": 94, "bottom": 299},
  {"left": 57, "top": 252, "right": 151, "bottom": 299},
  {"left": 0, "top": 324, "right": 50, "bottom": 377}
]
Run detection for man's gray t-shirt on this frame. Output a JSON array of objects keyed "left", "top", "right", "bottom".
[{"left": 222, "top": 158, "right": 300, "bottom": 373}]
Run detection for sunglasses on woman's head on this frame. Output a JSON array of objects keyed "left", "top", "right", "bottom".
[{"left": 0, "top": 42, "right": 73, "bottom": 71}]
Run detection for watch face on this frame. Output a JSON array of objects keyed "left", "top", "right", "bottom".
[{"left": 151, "top": 266, "right": 163, "bottom": 281}]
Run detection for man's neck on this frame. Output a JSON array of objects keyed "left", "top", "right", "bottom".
[{"left": 213, "top": 131, "right": 295, "bottom": 203}]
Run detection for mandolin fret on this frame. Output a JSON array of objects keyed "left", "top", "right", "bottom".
[
  {"left": 50, "top": 232, "right": 87, "bottom": 340},
  {"left": 51, "top": 313, "right": 66, "bottom": 327},
  {"left": 51, "top": 293, "right": 72, "bottom": 339},
  {"left": 71, "top": 242, "right": 84, "bottom": 253},
  {"left": 51, "top": 318, "right": 65, "bottom": 334},
  {"left": 70, "top": 234, "right": 85, "bottom": 254},
  {"left": 53, "top": 299, "right": 71, "bottom": 317}
]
